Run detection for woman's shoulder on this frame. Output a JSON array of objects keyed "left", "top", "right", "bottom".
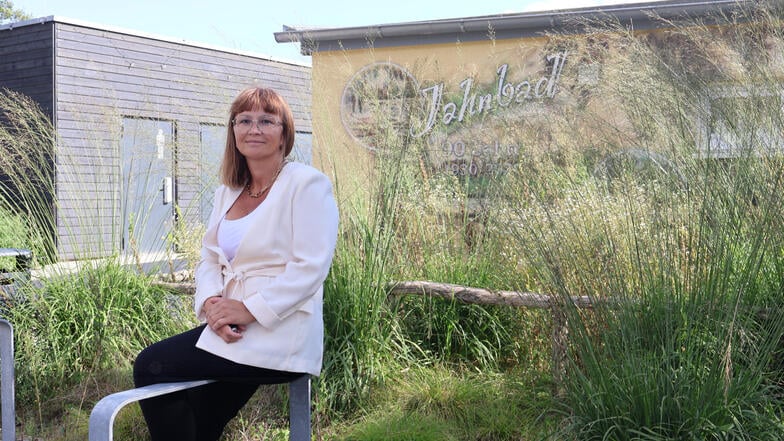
[
  {"left": 211, "top": 184, "right": 243, "bottom": 205},
  {"left": 285, "top": 161, "right": 331, "bottom": 183},
  {"left": 214, "top": 183, "right": 241, "bottom": 196}
]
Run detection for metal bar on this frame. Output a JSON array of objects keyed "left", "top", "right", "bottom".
[
  {"left": 289, "top": 375, "right": 311, "bottom": 441},
  {"left": 88, "top": 380, "right": 215, "bottom": 441},
  {"left": 0, "top": 319, "right": 14, "bottom": 441}
]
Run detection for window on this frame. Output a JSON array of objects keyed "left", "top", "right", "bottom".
[{"left": 703, "top": 86, "right": 784, "bottom": 158}]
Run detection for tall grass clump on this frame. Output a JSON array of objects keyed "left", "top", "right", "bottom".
[
  {"left": 320, "top": 137, "right": 416, "bottom": 417},
  {"left": 0, "top": 88, "right": 57, "bottom": 264},
  {"left": 387, "top": 159, "right": 541, "bottom": 369},
  {"left": 375, "top": 180, "right": 509, "bottom": 368},
  {"left": 498, "top": 3, "right": 784, "bottom": 439},
  {"left": 319, "top": 68, "right": 548, "bottom": 417},
  {"left": 1, "top": 261, "right": 194, "bottom": 427}
]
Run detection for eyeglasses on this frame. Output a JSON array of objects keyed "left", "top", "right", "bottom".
[{"left": 232, "top": 116, "right": 282, "bottom": 131}]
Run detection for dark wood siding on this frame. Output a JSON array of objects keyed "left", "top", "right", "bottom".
[
  {"left": 50, "top": 21, "right": 311, "bottom": 260},
  {"left": 0, "top": 21, "right": 54, "bottom": 115},
  {"left": 0, "top": 22, "right": 56, "bottom": 260}
]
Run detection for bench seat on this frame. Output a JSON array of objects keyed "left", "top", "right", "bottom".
[{"left": 88, "top": 375, "right": 311, "bottom": 441}]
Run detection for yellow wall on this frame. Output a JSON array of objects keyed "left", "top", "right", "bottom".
[
  {"left": 310, "top": 36, "right": 571, "bottom": 193},
  {"left": 308, "top": 21, "right": 782, "bottom": 198}
]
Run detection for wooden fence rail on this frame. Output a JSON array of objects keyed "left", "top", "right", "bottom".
[{"left": 386, "top": 280, "right": 591, "bottom": 308}]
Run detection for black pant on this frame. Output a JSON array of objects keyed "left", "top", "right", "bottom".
[{"left": 133, "top": 324, "right": 303, "bottom": 441}]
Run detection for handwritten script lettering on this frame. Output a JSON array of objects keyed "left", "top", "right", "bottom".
[{"left": 410, "top": 52, "right": 568, "bottom": 137}]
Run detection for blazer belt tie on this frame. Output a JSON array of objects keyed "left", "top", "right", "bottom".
[{"left": 221, "top": 266, "right": 286, "bottom": 292}]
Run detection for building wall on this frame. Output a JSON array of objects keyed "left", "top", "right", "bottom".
[
  {"left": 310, "top": 37, "right": 566, "bottom": 191},
  {"left": 1, "top": 18, "right": 312, "bottom": 261},
  {"left": 308, "top": 17, "right": 784, "bottom": 201}
]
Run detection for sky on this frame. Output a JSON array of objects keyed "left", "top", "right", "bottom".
[{"left": 14, "top": 0, "right": 669, "bottom": 65}]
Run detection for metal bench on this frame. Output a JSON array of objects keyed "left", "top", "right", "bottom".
[
  {"left": 89, "top": 375, "right": 310, "bottom": 441},
  {"left": 0, "top": 319, "right": 15, "bottom": 441},
  {"left": 0, "top": 248, "right": 32, "bottom": 272},
  {"left": 88, "top": 374, "right": 311, "bottom": 441},
  {"left": 0, "top": 248, "right": 32, "bottom": 300}
]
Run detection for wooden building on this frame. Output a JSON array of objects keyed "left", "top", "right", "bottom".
[{"left": 0, "top": 16, "right": 311, "bottom": 263}]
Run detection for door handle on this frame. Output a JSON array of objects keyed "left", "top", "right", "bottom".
[{"left": 162, "top": 177, "right": 173, "bottom": 205}]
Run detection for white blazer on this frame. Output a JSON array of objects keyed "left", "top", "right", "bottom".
[{"left": 194, "top": 162, "right": 339, "bottom": 376}]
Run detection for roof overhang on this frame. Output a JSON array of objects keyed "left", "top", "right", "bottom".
[
  {"left": 0, "top": 15, "right": 309, "bottom": 66},
  {"left": 274, "top": 0, "right": 752, "bottom": 55}
]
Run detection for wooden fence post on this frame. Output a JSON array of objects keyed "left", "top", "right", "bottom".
[{"left": 550, "top": 304, "right": 568, "bottom": 397}]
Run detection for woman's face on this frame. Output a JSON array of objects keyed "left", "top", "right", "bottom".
[{"left": 232, "top": 109, "right": 284, "bottom": 161}]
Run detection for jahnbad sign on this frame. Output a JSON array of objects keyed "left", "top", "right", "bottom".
[{"left": 341, "top": 51, "right": 568, "bottom": 182}]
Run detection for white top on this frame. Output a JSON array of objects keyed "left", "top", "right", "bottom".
[{"left": 217, "top": 207, "right": 260, "bottom": 261}]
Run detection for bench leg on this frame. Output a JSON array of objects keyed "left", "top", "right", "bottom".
[
  {"left": 288, "top": 375, "right": 311, "bottom": 441},
  {"left": 0, "top": 319, "right": 14, "bottom": 441}
]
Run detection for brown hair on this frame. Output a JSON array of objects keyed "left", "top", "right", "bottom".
[{"left": 220, "top": 87, "right": 296, "bottom": 188}]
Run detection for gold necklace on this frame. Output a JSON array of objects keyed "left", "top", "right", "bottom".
[{"left": 246, "top": 160, "right": 288, "bottom": 198}]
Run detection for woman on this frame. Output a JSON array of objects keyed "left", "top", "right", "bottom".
[{"left": 133, "top": 87, "right": 339, "bottom": 440}]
